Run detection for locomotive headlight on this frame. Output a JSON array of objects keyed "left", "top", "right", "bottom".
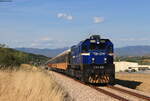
[
  {"left": 92, "top": 58, "right": 95, "bottom": 61},
  {"left": 104, "top": 58, "right": 107, "bottom": 63},
  {"left": 92, "top": 58, "right": 95, "bottom": 63}
]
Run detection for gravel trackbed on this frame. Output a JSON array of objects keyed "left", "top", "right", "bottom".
[{"left": 49, "top": 71, "right": 118, "bottom": 101}]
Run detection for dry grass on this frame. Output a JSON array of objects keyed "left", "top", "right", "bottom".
[
  {"left": 0, "top": 65, "right": 70, "bottom": 101},
  {"left": 116, "top": 73, "right": 150, "bottom": 93},
  {"left": 143, "top": 59, "right": 150, "bottom": 62}
]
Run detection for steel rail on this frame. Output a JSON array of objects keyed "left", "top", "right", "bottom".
[
  {"left": 91, "top": 86, "right": 129, "bottom": 101},
  {"left": 107, "top": 86, "right": 150, "bottom": 101}
]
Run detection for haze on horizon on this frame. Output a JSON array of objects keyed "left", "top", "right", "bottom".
[{"left": 0, "top": 0, "right": 150, "bottom": 49}]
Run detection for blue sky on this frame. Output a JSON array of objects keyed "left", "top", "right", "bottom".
[{"left": 0, "top": 0, "right": 150, "bottom": 48}]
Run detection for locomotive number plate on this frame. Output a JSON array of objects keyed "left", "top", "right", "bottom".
[{"left": 94, "top": 66, "right": 104, "bottom": 69}]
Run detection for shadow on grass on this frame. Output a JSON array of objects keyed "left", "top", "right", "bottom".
[{"left": 115, "top": 79, "right": 142, "bottom": 89}]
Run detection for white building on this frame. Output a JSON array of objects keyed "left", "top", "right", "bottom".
[
  {"left": 138, "top": 65, "right": 150, "bottom": 71},
  {"left": 114, "top": 61, "right": 139, "bottom": 72},
  {"left": 138, "top": 65, "right": 150, "bottom": 68}
]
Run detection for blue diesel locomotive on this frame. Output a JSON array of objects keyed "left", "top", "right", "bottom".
[{"left": 47, "top": 35, "right": 115, "bottom": 84}]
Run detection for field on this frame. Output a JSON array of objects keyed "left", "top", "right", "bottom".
[
  {"left": 0, "top": 64, "right": 70, "bottom": 101},
  {"left": 116, "top": 73, "right": 150, "bottom": 93}
]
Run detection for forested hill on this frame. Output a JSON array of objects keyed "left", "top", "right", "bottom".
[{"left": 0, "top": 47, "right": 49, "bottom": 68}]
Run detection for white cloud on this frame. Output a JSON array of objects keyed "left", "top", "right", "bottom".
[
  {"left": 93, "top": 17, "right": 104, "bottom": 23},
  {"left": 57, "top": 13, "right": 66, "bottom": 18},
  {"left": 40, "top": 37, "right": 51, "bottom": 41},
  {"left": 57, "top": 13, "right": 73, "bottom": 20},
  {"left": 66, "top": 15, "right": 73, "bottom": 20}
]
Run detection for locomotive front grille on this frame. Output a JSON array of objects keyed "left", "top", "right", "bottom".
[
  {"left": 86, "top": 64, "right": 115, "bottom": 84},
  {"left": 88, "top": 74, "right": 110, "bottom": 83}
]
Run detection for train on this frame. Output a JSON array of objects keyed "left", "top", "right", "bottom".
[{"left": 46, "top": 35, "right": 115, "bottom": 84}]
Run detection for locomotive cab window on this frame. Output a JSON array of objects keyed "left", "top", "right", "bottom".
[
  {"left": 98, "top": 40, "right": 107, "bottom": 50},
  {"left": 89, "top": 43, "right": 106, "bottom": 50},
  {"left": 89, "top": 43, "right": 97, "bottom": 50},
  {"left": 82, "top": 45, "right": 88, "bottom": 52},
  {"left": 98, "top": 43, "right": 106, "bottom": 50}
]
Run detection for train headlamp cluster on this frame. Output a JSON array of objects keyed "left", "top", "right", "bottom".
[{"left": 90, "top": 40, "right": 100, "bottom": 44}]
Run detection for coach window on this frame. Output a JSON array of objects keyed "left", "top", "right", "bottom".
[
  {"left": 59, "top": 56, "right": 61, "bottom": 63},
  {"left": 63, "top": 55, "right": 65, "bottom": 62},
  {"left": 60, "top": 56, "right": 63, "bottom": 63}
]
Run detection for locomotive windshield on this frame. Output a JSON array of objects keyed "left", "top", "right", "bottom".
[
  {"left": 82, "top": 44, "right": 88, "bottom": 52},
  {"left": 82, "top": 39, "right": 107, "bottom": 52},
  {"left": 90, "top": 43, "right": 106, "bottom": 50}
]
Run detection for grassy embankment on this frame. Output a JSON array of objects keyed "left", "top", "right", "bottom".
[
  {"left": 0, "top": 46, "right": 70, "bottom": 101},
  {"left": 0, "top": 64, "right": 70, "bottom": 101},
  {"left": 116, "top": 73, "right": 150, "bottom": 93},
  {"left": 0, "top": 47, "right": 49, "bottom": 68}
]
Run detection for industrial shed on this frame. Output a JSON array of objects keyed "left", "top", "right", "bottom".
[{"left": 114, "top": 61, "right": 138, "bottom": 72}]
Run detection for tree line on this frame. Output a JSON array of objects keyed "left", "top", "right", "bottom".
[{"left": 115, "top": 56, "right": 150, "bottom": 65}]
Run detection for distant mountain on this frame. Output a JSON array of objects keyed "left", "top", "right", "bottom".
[
  {"left": 15, "top": 47, "right": 69, "bottom": 57},
  {"left": 115, "top": 45, "right": 150, "bottom": 56},
  {"left": 15, "top": 45, "right": 150, "bottom": 57}
]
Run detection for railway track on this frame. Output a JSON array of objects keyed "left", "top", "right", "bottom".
[
  {"left": 48, "top": 70, "right": 150, "bottom": 101},
  {"left": 91, "top": 86, "right": 129, "bottom": 101},
  {"left": 107, "top": 86, "right": 150, "bottom": 101}
]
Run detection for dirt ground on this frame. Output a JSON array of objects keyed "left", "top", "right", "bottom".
[{"left": 116, "top": 73, "right": 150, "bottom": 93}]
